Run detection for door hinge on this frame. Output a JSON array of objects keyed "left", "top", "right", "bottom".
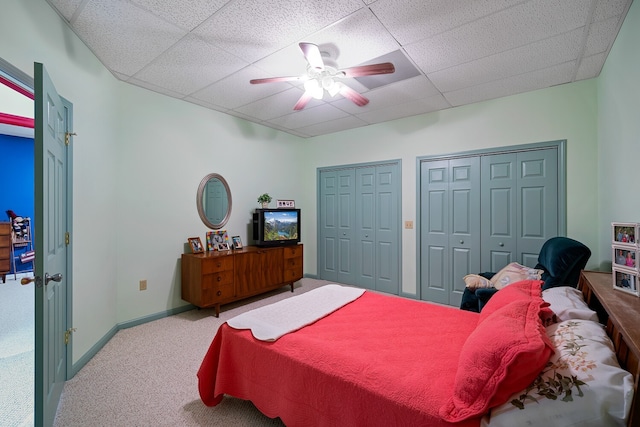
[
  {"left": 64, "top": 327, "right": 77, "bottom": 345},
  {"left": 65, "top": 232, "right": 70, "bottom": 245},
  {"left": 65, "top": 132, "right": 76, "bottom": 146}
]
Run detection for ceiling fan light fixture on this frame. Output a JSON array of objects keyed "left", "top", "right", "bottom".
[{"left": 304, "top": 79, "right": 323, "bottom": 99}]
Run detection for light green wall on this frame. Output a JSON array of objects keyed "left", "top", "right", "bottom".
[
  {"left": 597, "top": 0, "right": 640, "bottom": 271},
  {"left": 1, "top": 0, "right": 635, "bottom": 365}
]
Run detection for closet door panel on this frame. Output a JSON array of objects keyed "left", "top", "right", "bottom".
[
  {"left": 420, "top": 160, "right": 450, "bottom": 304},
  {"left": 374, "top": 165, "right": 399, "bottom": 294},
  {"left": 481, "top": 154, "right": 517, "bottom": 272},
  {"left": 356, "top": 168, "right": 375, "bottom": 289},
  {"left": 518, "top": 149, "right": 558, "bottom": 266},
  {"left": 448, "top": 157, "right": 480, "bottom": 305},
  {"left": 318, "top": 171, "right": 337, "bottom": 281},
  {"left": 337, "top": 170, "right": 356, "bottom": 285}
]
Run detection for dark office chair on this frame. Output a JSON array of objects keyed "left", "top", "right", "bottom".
[{"left": 460, "top": 237, "right": 592, "bottom": 313}]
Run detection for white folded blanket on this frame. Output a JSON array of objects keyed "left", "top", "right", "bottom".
[{"left": 227, "top": 284, "right": 366, "bottom": 341}]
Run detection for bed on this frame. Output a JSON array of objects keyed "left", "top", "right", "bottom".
[{"left": 198, "top": 279, "right": 635, "bottom": 426}]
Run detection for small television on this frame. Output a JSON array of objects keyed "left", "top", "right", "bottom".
[{"left": 252, "top": 208, "right": 301, "bottom": 247}]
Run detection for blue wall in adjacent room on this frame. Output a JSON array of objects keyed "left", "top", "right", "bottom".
[{"left": 0, "top": 133, "right": 34, "bottom": 273}]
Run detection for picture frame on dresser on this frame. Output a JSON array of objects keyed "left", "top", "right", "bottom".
[
  {"left": 613, "top": 267, "right": 639, "bottom": 296},
  {"left": 188, "top": 237, "right": 204, "bottom": 254},
  {"left": 613, "top": 245, "right": 638, "bottom": 271},
  {"left": 613, "top": 222, "right": 638, "bottom": 246},
  {"left": 231, "top": 236, "right": 242, "bottom": 249},
  {"left": 207, "top": 230, "right": 229, "bottom": 251}
]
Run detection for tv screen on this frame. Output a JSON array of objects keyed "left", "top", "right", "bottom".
[{"left": 253, "top": 209, "right": 300, "bottom": 246}]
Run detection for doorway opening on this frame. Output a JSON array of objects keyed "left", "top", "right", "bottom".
[{"left": 0, "top": 69, "right": 35, "bottom": 427}]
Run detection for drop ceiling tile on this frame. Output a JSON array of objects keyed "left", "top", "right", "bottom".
[
  {"left": 371, "top": 0, "right": 521, "bottom": 45},
  {"left": 267, "top": 103, "right": 350, "bottom": 129},
  {"left": 356, "top": 94, "right": 450, "bottom": 124},
  {"left": 133, "top": 35, "right": 248, "bottom": 96},
  {"left": 444, "top": 61, "right": 576, "bottom": 107},
  {"left": 428, "top": 28, "right": 583, "bottom": 92},
  {"left": 405, "top": 0, "right": 590, "bottom": 74},
  {"left": 192, "top": 0, "right": 364, "bottom": 63},
  {"left": 297, "top": 115, "right": 370, "bottom": 137},
  {"left": 575, "top": 52, "right": 607, "bottom": 80},
  {"left": 584, "top": 16, "right": 625, "bottom": 57},
  {"left": 592, "top": 0, "right": 631, "bottom": 22},
  {"left": 234, "top": 87, "right": 322, "bottom": 121},
  {"left": 130, "top": 0, "right": 228, "bottom": 30},
  {"left": 127, "top": 76, "right": 186, "bottom": 99},
  {"left": 73, "top": 1, "right": 187, "bottom": 76},
  {"left": 46, "top": 0, "right": 84, "bottom": 21},
  {"left": 331, "top": 76, "right": 441, "bottom": 114},
  {"left": 190, "top": 66, "right": 293, "bottom": 109}
]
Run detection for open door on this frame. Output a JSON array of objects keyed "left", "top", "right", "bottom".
[{"left": 33, "top": 62, "right": 72, "bottom": 427}]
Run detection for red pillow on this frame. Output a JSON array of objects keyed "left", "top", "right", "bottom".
[
  {"left": 478, "top": 279, "right": 543, "bottom": 323},
  {"left": 440, "top": 297, "right": 554, "bottom": 422}
]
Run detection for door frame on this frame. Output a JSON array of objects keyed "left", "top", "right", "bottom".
[
  {"left": 0, "top": 56, "right": 74, "bottom": 421},
  {"left": 416, "top": 140, "right": 566, "bottom": 301}
]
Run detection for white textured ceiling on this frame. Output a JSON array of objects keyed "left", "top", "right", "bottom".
[{"left": 46, "top": 0, "right": 632, "bottom": 138}]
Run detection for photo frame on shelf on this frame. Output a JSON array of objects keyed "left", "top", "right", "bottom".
[
  {"left": 277, "top": 199, "right": 295, "bottom": 208},
  {"left": 612, "top": 267, "right": 639, "bottom": 296},
  {"left": 217, "top": 242, "right": 230, "bottom": 251},
  {"left": 188, "top": 237, "right": 204, "bottom": 254},
  {"left": 612, "top": 222, "right": 638, "bottom": 246},
  {"left": 207, "top": 229, "right": 229, "bottom": 251},
  {"left": 612, "top": 245, "right": 638, "bottom": 271},
  {"left": 232, "top": 235, "right": 243, "bottom": 249}
]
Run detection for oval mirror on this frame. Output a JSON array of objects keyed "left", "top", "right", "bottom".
[{"left": 196, "top": 173, "right": 232, "bottom": 229}]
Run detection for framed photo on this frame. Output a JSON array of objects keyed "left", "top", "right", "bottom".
[
  {"left": 217, "top": 242, "right": 230, "bottom": 251},
  {"left": 232, "top": 235, "right": 243, "bottom": 249},
  {"left": 277, "top": 199, "right": 295, "bottom": 208},
  {"left": 612, "top": 222, "right": 638, "bottom": 246},
  {"left": 207, "top": 230, "right": 229, "bottom": 251},
  {"left": 613, "top": 245, "right": 638, "bottom": 271},
  {"left": 188, "top": 237, "right": 204, "bottom": 254},
  {"left": 613, "top": 267, "right": 639, "bottom": 296}
]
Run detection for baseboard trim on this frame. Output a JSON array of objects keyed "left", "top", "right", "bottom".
[{"left": 70, "top": 304, "right": 195, "bottom": 377}]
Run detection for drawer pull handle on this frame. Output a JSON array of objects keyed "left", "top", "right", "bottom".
[
  {"left": 217, "top": 290, "right": 222, "bottom": 296},
  {"left": 216, "top": 276, "right": 222, "bottom": 282}
]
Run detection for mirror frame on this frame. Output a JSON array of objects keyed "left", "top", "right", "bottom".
[{"left": 196, "top": 173, "right": 232, "bottom": 229}]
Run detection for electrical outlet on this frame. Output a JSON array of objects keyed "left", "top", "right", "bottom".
[
  {"left": 139, "top": 280, "right": 147, "bottom": 291},
  {"left": 404, "top": 221, "right": 414, "bottom": 229}
]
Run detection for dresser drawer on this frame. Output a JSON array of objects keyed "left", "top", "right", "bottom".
[
  {"left": 201, "top": 282, "right": 234, "bottom": 305},
  {"left": 202, "top": 256, "right": 233, "bottom": 274},
  {"left": 0, "top": 247, "right": 10, "bottom": 258},
  {"left": 283, "top": 245, "right": 302, "bottom": 259},
  {"left": 284, "top": 265, "right": 303, "bottom": 282},
  {"left": 285, "top": 256, "right": 301, "bottom": 269},
  {"left": 202, "top": 270, "right": 234, "bottom": 289}
]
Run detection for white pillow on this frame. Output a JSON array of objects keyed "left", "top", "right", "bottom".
[
  {"left": 542, "top": 286, "right": 598, "bottom": 322},
  {"left": 481, "top": 319, "right": 634, "bottom": 427}
]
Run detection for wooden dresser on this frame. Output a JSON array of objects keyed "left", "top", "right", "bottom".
[
  {"left": 577, "top": 270, "right": 640, "bottom": 427},
  {"left": 0, "top": 222, "right": 11, "bottom": 283},
  {"left": 181, "top": 244, "right": 303, "bottom": 316}
]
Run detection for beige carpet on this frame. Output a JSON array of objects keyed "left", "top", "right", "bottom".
[{"left": 54, "top": 278, "right": 333, "bottom": 427}]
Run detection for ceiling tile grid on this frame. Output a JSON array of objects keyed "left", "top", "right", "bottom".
[{"left": 45, "top": 0, "right": 633, "bottom": 138}]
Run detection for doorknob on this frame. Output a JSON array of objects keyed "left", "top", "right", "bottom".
[
  {"left": 20, "top": 273, "right": 63, "bottom": 288},
  {"left": 46, "top": 273, "right": 63, "bottom": 285},
  {"left": 499, "top": 242, "right": 504, "bottom": 247}
]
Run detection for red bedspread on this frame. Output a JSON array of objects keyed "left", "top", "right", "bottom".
[{"left": 198, "top": 291, "right": 482, "bottom": 426}]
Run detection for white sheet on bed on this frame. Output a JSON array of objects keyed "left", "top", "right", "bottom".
[{"left": 226, "top": 284, "right": 365, "bottom": 341}]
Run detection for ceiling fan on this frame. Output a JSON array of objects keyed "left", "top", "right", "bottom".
[{"left": 250, "top": 42, "right": 395, "bottom": 111}]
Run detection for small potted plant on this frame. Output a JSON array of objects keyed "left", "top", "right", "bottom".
[{"left": 257, "top": 193, "right": 272, "bottom": 208}]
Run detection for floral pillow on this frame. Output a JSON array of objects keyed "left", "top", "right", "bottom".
[{"left": 481, "top": 319, "right": 634, "bottom": 427}]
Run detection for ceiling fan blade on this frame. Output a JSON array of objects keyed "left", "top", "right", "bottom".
[
  {"left": 340, "top": 62, "right": 395, "bottom": 78},
  {"left": 299, "top": 42, "right": 325, "bottom": 70},
  {"left": 338, "top": 83, "right": 369, "bottom": 107},
  {"left": 250, "top": 75, "right": 304, "bottom": 84},
  {"left": 293, "top": 91, "right": 313, "bottom": 110}
]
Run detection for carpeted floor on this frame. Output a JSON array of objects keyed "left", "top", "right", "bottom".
[
  {"left": 0, "top": 274, "right": 34, "bottom": 427},
  {"left": 53, "top": 278, "right": 332, "bottom": 427}
]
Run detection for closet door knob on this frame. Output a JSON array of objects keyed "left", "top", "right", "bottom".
[
  {"left": 460, "top": 240, "right": 464, "bottom": 244},
  {"left": 499, "top": 242, "right": 504, "bottom": 247}
]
